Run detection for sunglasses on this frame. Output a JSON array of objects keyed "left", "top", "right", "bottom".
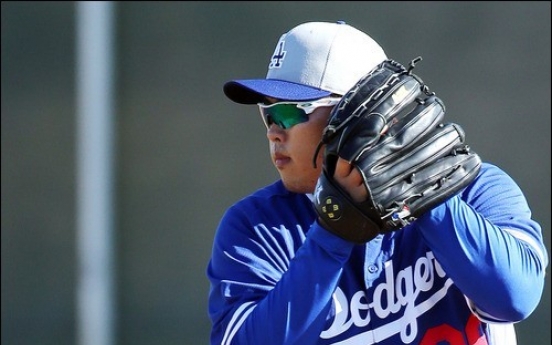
[{"left": 258, "top": 97, "right": 342, "bottom": 129}]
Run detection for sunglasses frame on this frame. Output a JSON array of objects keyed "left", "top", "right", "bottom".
[{"left": 258, "top": 97, "right": 342, "bottom": 129}]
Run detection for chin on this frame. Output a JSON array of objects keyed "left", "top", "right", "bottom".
[{"left": 281, "top": 178, "right": 315, "bottom": 194}]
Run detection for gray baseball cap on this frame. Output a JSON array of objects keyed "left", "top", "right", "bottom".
[{"left": 223, "top": 21, "right": 387, "bottom": 104}]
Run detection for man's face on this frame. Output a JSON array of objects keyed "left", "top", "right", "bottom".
[{"left": 262, "top": 98, "right": 334, "bottom": 194}]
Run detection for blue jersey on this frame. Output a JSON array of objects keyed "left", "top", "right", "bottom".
[{"left": 207, "top": 163, "right": 548, "bottom": 345}]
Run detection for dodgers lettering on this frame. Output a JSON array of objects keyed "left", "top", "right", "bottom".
[{"left": 321, "top": 251, "right": 450, "bottom": 344}]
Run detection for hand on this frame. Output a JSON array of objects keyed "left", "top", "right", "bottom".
[{"left": 333, "top": 158, "right": 366, "bottom": 203}]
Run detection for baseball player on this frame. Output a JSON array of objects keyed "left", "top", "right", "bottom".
[{"left": 206, "top": 21, "right": 548, "bottom": 345}]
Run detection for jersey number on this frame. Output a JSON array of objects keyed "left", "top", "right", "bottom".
[{"left": 420, "top": 315, "right": 487, "bottom": 345}]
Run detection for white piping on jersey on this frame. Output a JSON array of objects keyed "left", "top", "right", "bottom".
[
  {"left": 487, "top": 322, "right": 517, "bottom": 345},
  {"left": 503, "top": 227, "right": 548, "bottom": 268},
  {"left": 221, "top": 301, "right": 256, "bottom": 345},
  {"left": 465, "top": 297, "right": 513, "bottom": 324},
  {"left": 465, "top": 297, "right": 519, "bottom": 345}
]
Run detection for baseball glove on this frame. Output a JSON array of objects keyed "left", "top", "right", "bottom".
[{"left": 313, "top": 57, "right": 482, "bottom": 244}]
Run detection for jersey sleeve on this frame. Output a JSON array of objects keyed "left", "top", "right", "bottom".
[
  {"left": 416, "top": 163, "right": 548, "bottom": 323},
  {"left": 207, "top": 199, "right": 355, "bottom": 345}
]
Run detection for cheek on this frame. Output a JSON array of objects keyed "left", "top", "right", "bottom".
[
  {"left": 287, "top": 109, "right": 329, "bottom": 164},
  {"left": 293, "top": 124, "right": 326, "bottom": 167},
  {"left": 296, "top": 124, "right": 323, "bottom": 153}
]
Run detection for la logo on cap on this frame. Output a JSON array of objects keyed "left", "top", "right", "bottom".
[{"left": 269, "top": 39, "right": 287, "bottom": 69}]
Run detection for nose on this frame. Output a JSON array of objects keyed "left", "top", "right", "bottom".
[{"left": 266, "top": 123, "right": 286, "bottom": 142}]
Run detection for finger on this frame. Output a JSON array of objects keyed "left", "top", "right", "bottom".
[
  {"left": 333, "top": 158, "right": 367, "bottom": 202},
  {"left": 348, "top": 166, "right": 368, "bottom": 202},
  {"left": 333, "top": 157, "right": 354, "bottom": 178}
]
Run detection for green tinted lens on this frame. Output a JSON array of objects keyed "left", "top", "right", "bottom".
[{"left": 261, "top": 103, "right": 309, "bottom": 129}]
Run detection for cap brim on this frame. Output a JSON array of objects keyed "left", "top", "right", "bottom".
[{"left": 223, "top": 79, "right": 332, "bottom": 104}]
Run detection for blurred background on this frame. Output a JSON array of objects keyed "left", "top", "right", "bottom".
[{"left": 1, "top": 1, "right": 550, "bottom": 345}]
